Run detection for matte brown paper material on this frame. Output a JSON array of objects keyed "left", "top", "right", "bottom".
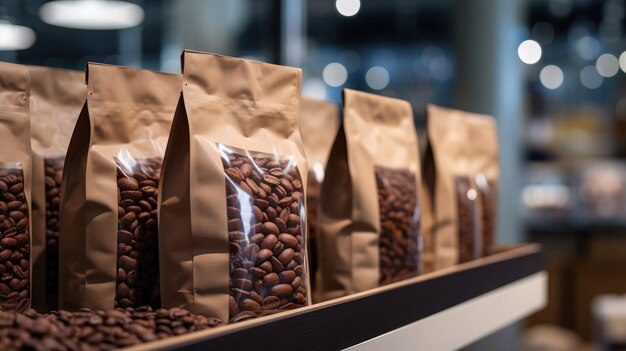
[
  {"left": 159, "top": 50, "right": 310, "bottom": 321},
  {"left": 28, "top": 66, "right": 85, "bottom": 312},
  {"left": 299, "top": 97, "right": 339, "bottom": 286},
  {"left": 423, "top": 104, "right": 499, "bottom": 270},
  {"left": 315, "top": 89, "right": 422, "bottom": 302},
  {"left": 60, "top": 63, "right": 179, "bottom": 310},
  {"left": 0, "top": 62, "right": 32, "bottom": 311}
]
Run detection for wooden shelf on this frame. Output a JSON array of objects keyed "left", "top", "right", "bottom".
[{"left": 128, "top": 244, "right": 546, "bottom": 351}]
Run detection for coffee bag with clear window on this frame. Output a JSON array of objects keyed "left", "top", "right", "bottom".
[
  {"left": 28, "top": 66, "right": 85, "bottom": 312},
  {"left": 0, "top": 62, "right": 32, "bottom": 312},
  {"left": 315, "top": 89, "right": 423, "bottom": 302},
  {"left": 422, "top": 104, "right": 499, "bottom": 270},
  {"left": 299, "top": 98, "right": 339, "bottom": 288},
  {"left": 59, "top": 63, "right": 179, "bottom": 311},
  {"left": 159, "top": 50, "right": 310, "bottom": 322}
]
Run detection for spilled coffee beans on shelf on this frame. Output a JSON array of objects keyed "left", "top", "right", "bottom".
[
  {"left": 222, "top": 151, "right": 306, "bottom": 317},
  {"left": 0, "top": 306, "right": 223, "bottom": 351},
  {"left": 0, "top": 168, "right": 30, "bottom": 312},
  {"left": 115, "top": 158, "right": 162, "bottom": 308},
  {"left": 375, "top": 167, "right": 420, "bottom": 285}
]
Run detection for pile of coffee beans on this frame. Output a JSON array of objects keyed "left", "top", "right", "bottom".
[
  {"left": 0, "top": 306, "right": 223, "bottom": 351},
  {"left": 116, "top": 158, "right": 162, "bottom": 309},
  {"left": 0, "top": 168, "right": 30, "bottom": 312},
  {"left": 222, "top": 152, "right": 307, "bottom": 318},
  {"left": 455, "top": 177, "right": 476, "bottom": 263},
  {"left": 306, "top": 171, "right": 320, "bottom": 286},
  {"left": 374, "top": 167, "right": 420, "bottom": 285},
  {"left": 44, "top": 157, "right": 64, "bottom": 310},
  {"left": 477, "top": 177, "right": 496, "bottom": 257}
]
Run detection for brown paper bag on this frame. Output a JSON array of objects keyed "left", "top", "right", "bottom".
[
  {"left": 59, "top": 63, "right": 179, "bottom": 311},
  {"left": 0, "top": 62, "right": 32, "bottom": 311},
  {"left": 299, "top": 97, "right": 339, "bottom": 287},
  {"left": 423, "top": 104, "right": 499, "bottom": 270},
  {"left": 28, "top": 66, "right": 85, "bottom": 312},
  {"left": 159, "top": 50, "right": 309, "bottom": 321},
  {"left": 315, "top": 89, "right": 422, "bottom": 302}
]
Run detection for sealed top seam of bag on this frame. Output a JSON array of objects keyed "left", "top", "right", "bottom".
[
  {"left": 0, "top": 63, "right": 30, "bottom": 115},
  {"left": 86, "top": 63, "right": 181, "bottom": 146},
  {"left": 182, "top": 50, "right": 300, "bottom": 107}
]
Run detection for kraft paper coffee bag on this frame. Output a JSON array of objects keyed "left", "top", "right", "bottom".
[
  {"left": 60, "top": 63, "right": 179, "bottom": 311},
  {"left": 315, "top": 89, "right": 422, "bottom": 302},
  {"left": 159, "top": 50, "right": 310, "bottom": 322},
  {"left": 299, "top": 97, "right": 339, "bottom": 287},
  {"left": 28, "top": 66, "right": 85, "bottom": 312},
  {"left": 423, "top": 104, "right": 499, "bottom": 270},
  {"left": 0, "top": 62, "right": 32, "bottom": 312}
]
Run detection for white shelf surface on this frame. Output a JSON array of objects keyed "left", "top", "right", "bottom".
[{"left": 345, "top": 271, "right": 547, "bottom": 351}]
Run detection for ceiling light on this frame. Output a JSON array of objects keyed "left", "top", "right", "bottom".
[
  {"left": 0, "top": 22, "right": 36, "bottom": 51},
  {"left": 40, "top": 0, "right": 144, "bottom": 30}
]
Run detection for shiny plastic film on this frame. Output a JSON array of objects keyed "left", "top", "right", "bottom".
[
  {"left": 306, "top": 168, "right": 322, "bottom": 282},
  {"left": 476, "top": 174, "right": 497, "bottom": 257},
  {"left": 115, "top": 154, "right": 162, "bottom": 309},
  {"left": 0, "top": 163, "right": 30, "bottom": 312},
  {"left": 43, "top": 157, "right": 63, "bottom": 307},
  {"left": 219, "top": 145, "right": 307, "bottom": 319},
  {"left": 375, "top": 166, "right": 421, "bottom": 285},
  {"left": 455, "top": 176, "right": 478, "bottom": 263}
]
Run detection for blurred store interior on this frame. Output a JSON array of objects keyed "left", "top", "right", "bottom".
[{"left": 5, "top": 0, "right": 626, "bottom": 349}]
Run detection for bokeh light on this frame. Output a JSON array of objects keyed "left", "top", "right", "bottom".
[
  {"left": 595, "top": 54, "right": 619, "bottom": 77},
  {"left": 540, "top": 65, "right": 564, "bottom": 89},
  {"left": 365, "top": 66, "right": 390, "bottom": 90},
  {"left": 336, "top": 0, "right": 360, "bottom": 17},
  {"left": 518, "top": 40, "right": 542, "bottom": 64}
]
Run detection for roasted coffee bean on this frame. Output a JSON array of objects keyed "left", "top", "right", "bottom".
[
  {"left": 375, "top": 167, "right": 420, "bottom": 285},
  {"left": 270, "top": 284, "right": 293, "bottom": 297},
  {"left": 0, "top": 306, "right": 223, "bottom": 351},
  {"left": 115, "top": 158, "right": 162, "bottom": 309},
  {"left": 223, "top": 151, "right": 307, "bottom": 318},
  {"left": 279, "top": 270, "right": 296, "bottom": 284},
  {"left": 278, "top": 233, "right": 298, "bottom": 249},
  {"left": 0, "top": 168, "right": 29, "bottom": 312},
  {"left": 455, "top": 177, "right": 476, "bottom": 263}
]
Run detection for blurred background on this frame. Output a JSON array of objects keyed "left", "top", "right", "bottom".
[{"left": 5, "top": 0, "right": 626, "bottom": 350}]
